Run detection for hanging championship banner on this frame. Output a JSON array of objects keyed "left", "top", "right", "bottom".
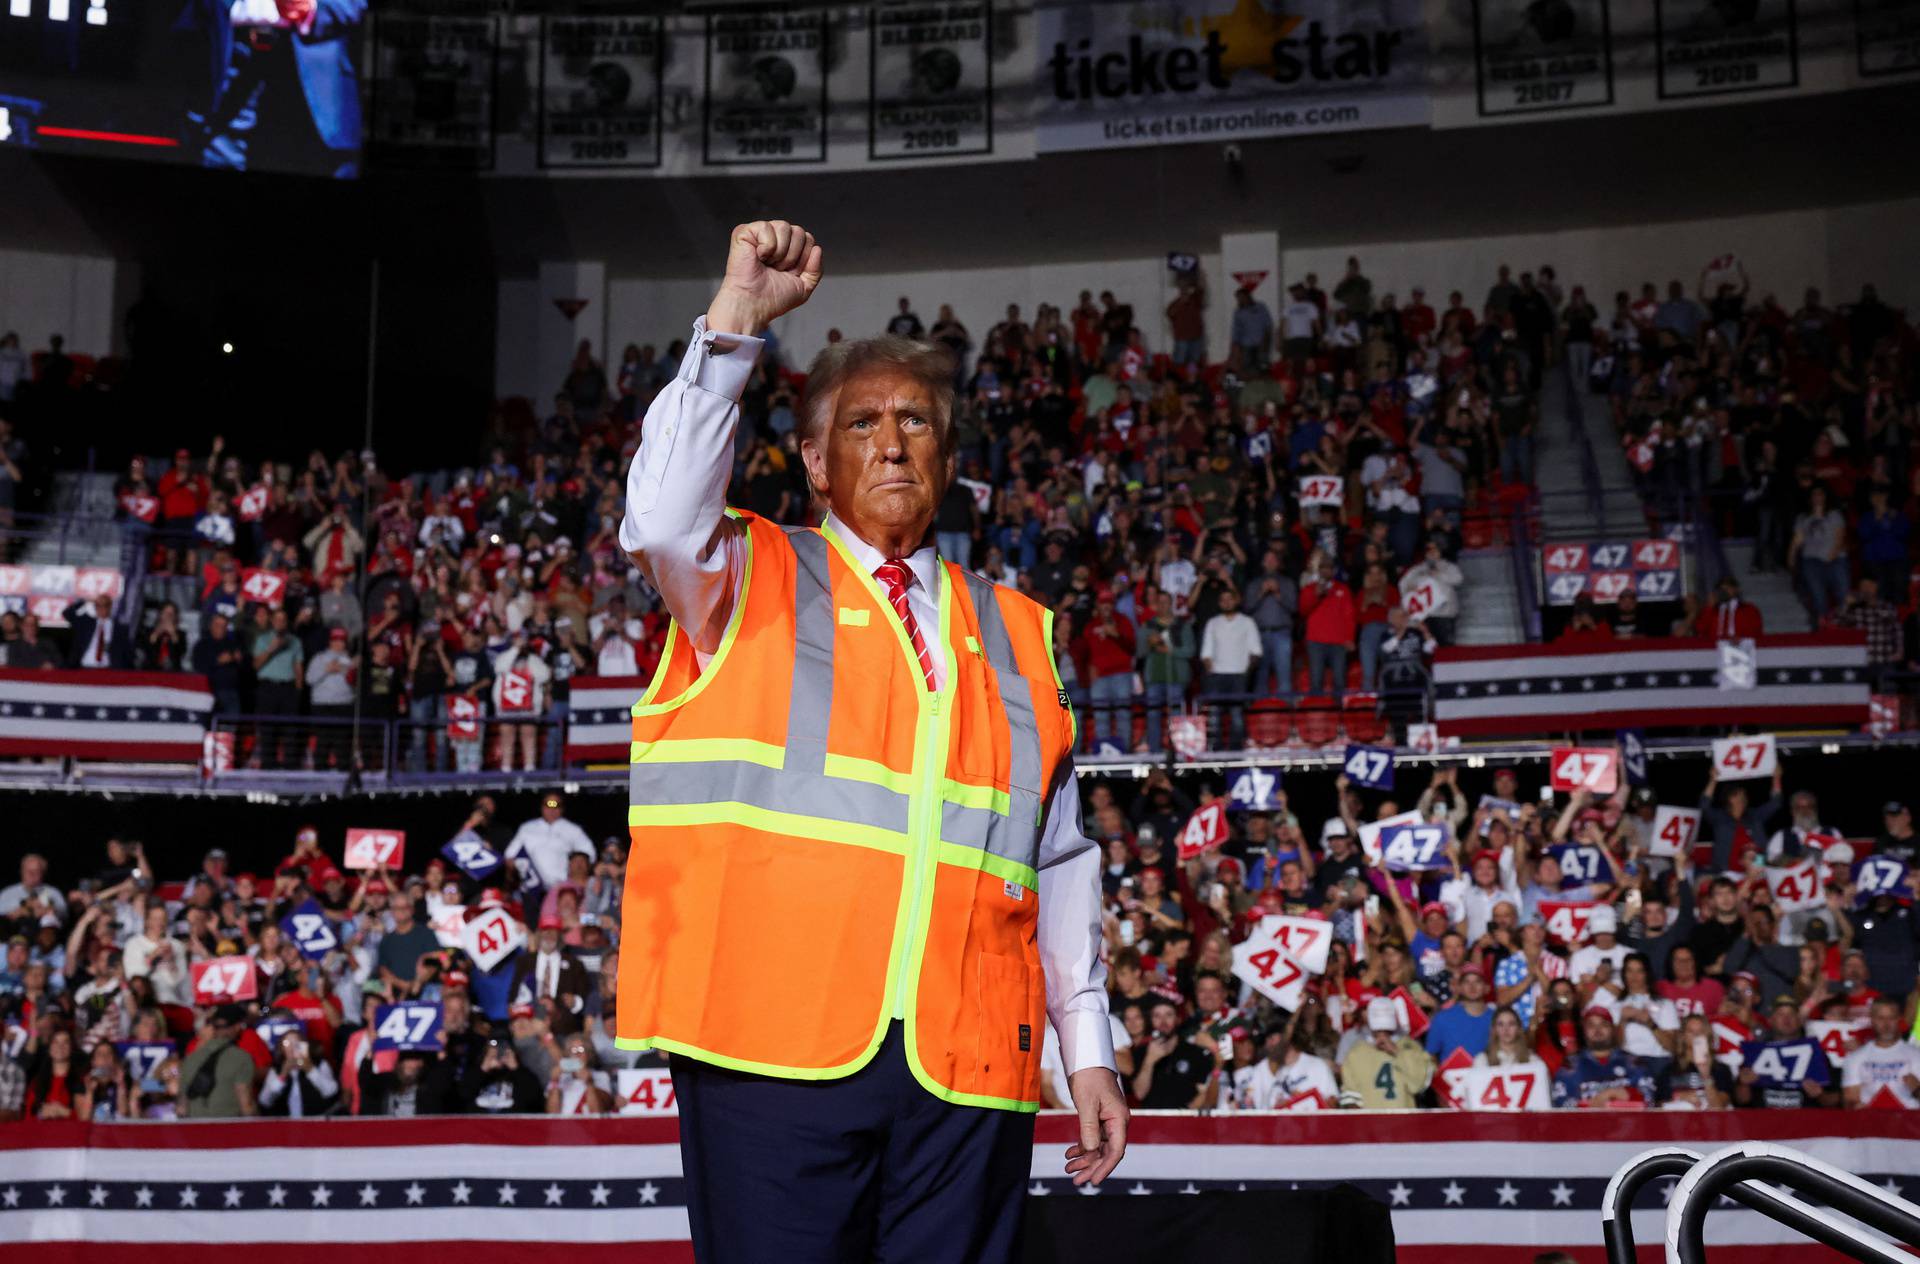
[
  {"left": 369, "top": 14, "right": 500, "bottom": 170},
  {"left": 704, "top": 9, "right": 828, "bottom": 166},
  {"left": 1655, "top": 0, "right": 1798, "bottom": 99},
  {"left": 539, "top": 15, "right": 665, "bottom": 169},
  {"left": 1857, "top": 0, "right": 1920, "bottom": 76},
  {"left": 1471, "top": 0, "right": 1615, "bottom": 117},
  {"left": 1033, "top": 0, "right": 1432, "bottom": 153},
  {"left": 869, "top": 0, "right": 993, "bottom": 160}
]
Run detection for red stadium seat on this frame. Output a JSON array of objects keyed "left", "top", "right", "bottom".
[
  {"left": 1341, "top": 693, "right": 1386, "bottom": 744},
  {"left": 1245, "top": 700, "right": 1291, "bottom": 747},
  {"left": 1294, "top": 696, "right": 1339, "bottom": 746}
]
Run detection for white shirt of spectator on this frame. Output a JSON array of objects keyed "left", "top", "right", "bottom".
[
  {"left": 79, "top": 618, "right": 116, "bottom": 668},
  {"left": 1842, "top": 1039, "right": 1920, "bottom": 1108},
  {"left": 1157, "top": 558, "right": 1197, "bottom": 606},
  {"left": 1281, "top": 301, "right": 1319, "bottom": 341},
  {"left": 419, "top": 514, "right": 466, "bottom": 550},
  {"left": 122, "top": 931, "right": 194, "bottom": 1007},
  {"left": 260, "top": 1059, "right": 339, "bottom": 1117},
  {"left": 1201, "top": 611, "right": 1262, "bottom": 676},
  {"left": 1602, "top": 988, "right": 1680, "bottom": 1060},
  {"left": 504, "top": 815, "right": 596, "bottom": 888},
  {"left": 534, "top": 948, "right": 566, "bottom": 999},
  {"left": 596, "top": 632, "right": 639, "bottom": 677},
  {"left": 1439, "top": 849, "right": 1520, "bottom": 943},
  {"left": 1231, "top": 1052, "right": 1338, "bottom": 1110},
  {"left": 1568, "top": 940, "right": 1632, "bottom": 984}
]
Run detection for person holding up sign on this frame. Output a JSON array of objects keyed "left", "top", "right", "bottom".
[
  {"left": 1734, "top": 997, "right": 1838, "bottom": 1109},
  {"left": 1698, "top": 760, "right": 1785, "bottom": 872}
]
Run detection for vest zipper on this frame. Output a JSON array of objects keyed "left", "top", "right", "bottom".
[{"left": 893, "top": 690, "right": 941, "bottom": 1022}]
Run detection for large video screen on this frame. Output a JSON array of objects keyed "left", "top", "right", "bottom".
[{"left": 0, "top": 0, "right": 364, "bottom": 178}]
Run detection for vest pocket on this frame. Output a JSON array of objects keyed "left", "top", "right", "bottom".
[{"left": 975, "top": 951, "right": 1041, "bottom": 1098}]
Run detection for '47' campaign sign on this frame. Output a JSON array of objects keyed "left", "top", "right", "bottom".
[
  {"left": 1462, "top": 1063, "right": 1550, "bottom": 1111},
  {"left": 281, "top": 899, "right": 340, "bottom": 959},
  {"left": 1854, "top": 855, "right": 1910, "bottom": 901},
  {"left": 1549, "top": 747, "right": 1617, "bottom": 794},
  {"left": 1766, "top": 858, "right": 1823, "bottom": 913},
  {"left": 344, "top": 828, "right": 406, "bottom": 870},
  {"left": 1342, "top": 744, "right": 1394, "bottom": 790},
  {"left": 1255, "top": 914, "right": 1332, "bottom": 974},
  {"left": 1648, "top": 806, "right": 1701, "bottom": 858},
  {"left": 1711, "top": 733, "right": 1777, "bottom": 779},
  {"left": 1539, "top": 900, "right": 1600, "bottom": 945},
  {"left": 1231, "top": 936, "right": 1308, "bottom": 1010},
  {"left": 617, "top": 1067, "right": 679, "bottom": 1116},
  {"left": 462, "top": 906, "right": 527, "bottom": 972},
  {"left": 1226, "top": 766, "right": 1284, "bottom": 811},
  {"left": 442, "top": 834, "right": 504, "bottom": 881},
  {"left": 1178, "top": 802, "right": 1229, "bottom": 860},
  {"left": 372, "top": 1003, "right": 446, "bottom": 1053},
  {"left": 191, "top": 956, "right": 257, "bottom": 1004}
]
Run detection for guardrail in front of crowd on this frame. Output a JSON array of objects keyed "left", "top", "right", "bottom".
[
  {"left": 1663, "top": 1142, "right": 1920, "bottom": 1264},
  {"left": 1600, "top": 1147, "right": 1895, "bottom": 1264}
]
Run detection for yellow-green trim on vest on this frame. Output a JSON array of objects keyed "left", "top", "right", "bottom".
[
  {"left": 627, "top": 801, "right": 911, "bottom": 855},
  {"left": 1038, "top": 605, "right": 1075, "bottom": 750},
  {"left": 935, "top": 839, "right": 1039, "bottom": 894},
  {"left": 610, "top": 1030, "right": 891, "bottom": 1080},
  {"left": 631, "top": 736, "right": 787, "bottom": 768},
  {"left": 631, "top": 512, "right": 755, "bottom": 719}
]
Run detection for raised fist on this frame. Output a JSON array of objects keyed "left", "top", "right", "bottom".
[{"left": 705, "top": 219, "right": 822, "bottom": 336}]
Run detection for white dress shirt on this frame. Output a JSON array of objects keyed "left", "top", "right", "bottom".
[
  {"left": 618, "top": 317, "right": 1117, "bottom": 1079},
  {"left": 503, "top": 816, "right": 595, "bottom": 887}
]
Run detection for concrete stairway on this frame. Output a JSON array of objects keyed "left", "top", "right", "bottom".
[
  {"left": 1536, "top": 369, "right": 1646, "bottom": 543},
  {"left": 1454, "top": 549, "right": 1524, "bottom": 644}
]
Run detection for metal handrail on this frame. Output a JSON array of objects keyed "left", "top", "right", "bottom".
[
  {"left": 1667, "top": 1142, "right": 1920, "bottom": 1264},
  {"left": 1602, "top": 1147, "right": 1896, "bottom": 1264}
]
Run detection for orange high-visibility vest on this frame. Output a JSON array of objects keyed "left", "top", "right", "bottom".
[{"left": 615, "top": 510, "right": 1076, "bottom": 1111}]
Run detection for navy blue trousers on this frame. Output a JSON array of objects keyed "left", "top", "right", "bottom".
[{"left": 670, "top": 1021, "right": 1037, "bottom": 1263}]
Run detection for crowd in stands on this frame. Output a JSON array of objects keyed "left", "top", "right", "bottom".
[
  {"left": 5, "top": 758, "right": 1919, "bottom": 1122},
  {"left": 1, "top": 257, "right": 1538, "bottom": 760},
  {"left": 0, "top": 254, "right": 1914, "bottom": 765},
  {"left": 1581, "top": 266, "right": 1918, "bottom": 657}
]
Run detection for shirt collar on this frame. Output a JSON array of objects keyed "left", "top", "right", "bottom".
[{"left": 825, "top": 511, "right": 940, "bottom": 595}]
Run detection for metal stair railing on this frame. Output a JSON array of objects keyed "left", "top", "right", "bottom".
[
  {"left": 1602, "top": 1147, "right": 1905, "bottom": 1264},
  {"left": 1661, "top": 1141, "right": 1920, "bottom": 1264}
]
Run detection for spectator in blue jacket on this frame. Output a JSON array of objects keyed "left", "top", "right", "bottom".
[
  {"left": 1857, "top": 488, "right": 1911, "bottom": 604},
  {"left": 1697, "top": 762, "right": 1785, "bottom": 872},
  {"left": 1551, "top": 1006, "right": 1656, "bottom": 1107},
  {"left": 189, "top": 611, "right": 245, "bottom": 715}
]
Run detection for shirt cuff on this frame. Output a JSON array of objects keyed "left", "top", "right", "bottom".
[
  {"left": 1056, "top": 1005, "right": 1118, "bottom": 1076},
  {"left": 678, "top": 315, "right": 764, "bottom": 402}
]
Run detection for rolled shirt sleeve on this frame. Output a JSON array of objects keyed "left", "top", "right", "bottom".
[
  {"left": 1037, "top": 759, "right": 1118, "bottom": 1077},
  {"left": 618, "top": 317, "right": 765, "bottom": 655}
]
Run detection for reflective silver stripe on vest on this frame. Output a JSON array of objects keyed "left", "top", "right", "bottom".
[
  {"left": 783, "top": 526, "right": 835, "bottom": 776},
  {"left": 940, "top": 798, "right": 1035, "bottom": 876},
  {"left": 630, "top": 759, "right": 911, "bottom": 835},
  {"left": 961, "top": 571, "right": 1045, "bottom": 832}
]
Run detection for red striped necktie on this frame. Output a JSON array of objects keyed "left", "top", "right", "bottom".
[{"left": 873, "top": 560, "right": 936, "bottom": 691}]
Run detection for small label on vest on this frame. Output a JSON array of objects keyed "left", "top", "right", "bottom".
[
  {"left": 1018, "top": 1024, "right": 1031, "bottom": 1052},
  {"left": 1003, "top": 880, "right": 1024, "bottom": 901},
  {"left": 1057, "top": 688, "right": 1071, "bottom": 710},
  {"left": 838, "top": 607, "right": 870, "bottom": 627}
]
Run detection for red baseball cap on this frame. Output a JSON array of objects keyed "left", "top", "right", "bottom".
[
  {"left": 1419, "top": 901, "right": 1450, "bottom": 921},
  {"left": 537, "top": 913, "right": 563, "bottom": 931},
  {"left": 443, "top": 970, "right": 470, "bottom": 991},
  {"left": 362, "top": 878, "right": 390, "bottom": 895}
]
